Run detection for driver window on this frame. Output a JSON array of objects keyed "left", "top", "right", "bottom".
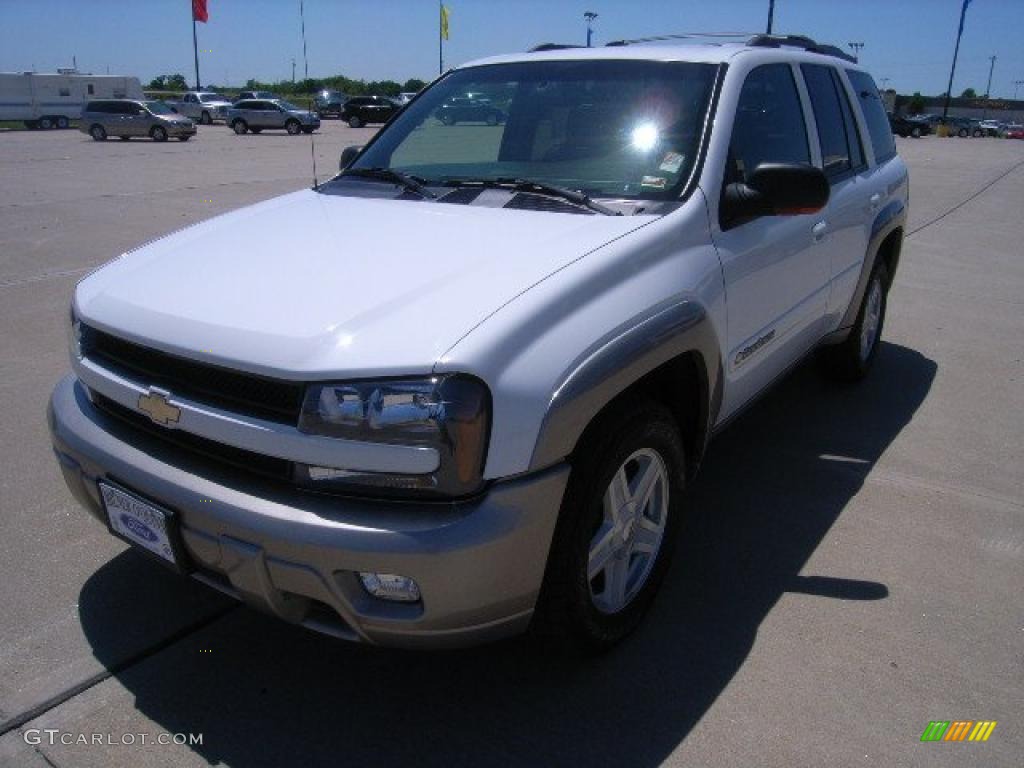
[{"left": 726, "top": 64, "right": 810, "bottom": 187}]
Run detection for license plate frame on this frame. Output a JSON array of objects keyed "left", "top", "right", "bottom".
[{"left": 99, "top": 480, "right": 190, "bottom": 573}]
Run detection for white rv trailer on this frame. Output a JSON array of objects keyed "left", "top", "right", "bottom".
[{"left": 0, "top": 70, "right": 143, "bottom": 129}]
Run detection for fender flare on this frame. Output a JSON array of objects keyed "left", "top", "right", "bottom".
[
  {"left": 529, "top": 296, "right": 722, "bottom": 473},
  {"left": 836, "top": 198, "right": 906, "bottom": 332}
]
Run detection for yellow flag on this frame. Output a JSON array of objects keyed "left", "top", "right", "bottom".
[{"left": 440, "top": 4, "right": 450, "bottom": 40}]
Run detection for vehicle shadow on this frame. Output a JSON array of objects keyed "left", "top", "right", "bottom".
[{"left": 78, "top": 342, "right": 935, "bottom": 767}]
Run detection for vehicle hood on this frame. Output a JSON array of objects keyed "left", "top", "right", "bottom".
[{"left": 75, "top": 189, "right": 652, "bottom": 379}]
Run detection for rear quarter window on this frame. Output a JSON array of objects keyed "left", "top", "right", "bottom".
[{"left": 845, "top": 70, "right": 896, "bottom": 164}]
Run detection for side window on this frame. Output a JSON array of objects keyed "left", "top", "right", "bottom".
[
  {"left": 833, "top": 70, "right": 865, "bottom": 170},
  {"left": 87, "top": 84, "right": 94, "bottom": 95},
  {"left": 727, "top": 64, "right": 810, "bottom": 187},
  {"left": 845, "top": 70, "right": 896, "bottom": 163},
  {"left": 59, "top": 87, "right": 70, "bottom": 97},
  {"left": 801, "top": 64, "right": 852, "bottom": 179}
]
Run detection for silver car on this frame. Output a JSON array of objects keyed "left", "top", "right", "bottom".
[
  {"left": 227, "top": 99, "right": 320, "bottom": 135},
  {"left": 79, "top": 100, "right": 197, "bottom": 142}
]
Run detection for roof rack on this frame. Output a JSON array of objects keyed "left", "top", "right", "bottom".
[
  {"left": 605, "top": 31, "right": 755, "bottom": 47},
  {"left": 746, "top": 34, "right": 858, "bottom": 63},
  {"left": 529, "top": 43, "right": 584, "bottom": 52}
]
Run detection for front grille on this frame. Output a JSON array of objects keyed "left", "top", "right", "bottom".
[
  {"left": 93, "top": 392, "right": 294, "bottom": 482},
  {"left": 82, "top": 326, "right": 304, "bottom": 424}
]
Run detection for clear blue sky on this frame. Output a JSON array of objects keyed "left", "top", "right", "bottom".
[{"left": 1, "top": 0, "right": 1022, "bottom": 96}]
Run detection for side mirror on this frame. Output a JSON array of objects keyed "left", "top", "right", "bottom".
[
  {"left": 339, "top": 145, "right": 363, "bottom": 170},
  {"left": 722, "top": 163, "right": 829, "bottom": 224}
]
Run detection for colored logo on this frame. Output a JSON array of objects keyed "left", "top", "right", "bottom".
[
  {"left": 120, "top": 514, "right": 158, "bottom": 543},
  {"left": 138, "top": 387, "right": 181, "bottom": 426},
  {"left": 921, "top": 721, "right": 997, "bottom": 742}
]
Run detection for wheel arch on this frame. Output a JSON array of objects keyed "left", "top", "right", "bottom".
[{"left": 529, "top": 298, "right": 722, "bottom": 480}]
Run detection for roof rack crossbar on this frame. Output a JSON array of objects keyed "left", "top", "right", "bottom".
[
  {"left": 605, "top": 31, "right": 758, "bottom": 47},
  {"left": 746, "top": 34, "right": 858, "bottom": 63}
]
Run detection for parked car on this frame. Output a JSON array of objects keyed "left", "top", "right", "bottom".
[
  {"left": 166, "top": 91, "right": 233, "bottom": 124},
  {"left": 888, "top": 114, "right": 930, "bottom": 138},
  {"left": 235, "top": 90, "right": 278, "bottom": 102},
  {"left": 79, "top": 99, "right": 196, "bottom": 142},
  {"left": 976, "top": 119, "right": 1005, "bottom": 137},
  {"left": 339, "top": 95, "right": 398, "bottom": 127},
  {"left": 50, "top": 34, "right": 907, "bottom": 650},
  {"left": 395, "top": 91, "right": 419, "bottom": 105},
  {"left": 1006, "top": 125, "right": 1024, "bottom": 140},
  {"left": 226, "top": 99, "right": 320, "bottom": 134},
  {"left": 313, "top": 89, "right": 350, "bottom": 117},
  {"left": 434, "top": 96, "right": 506, "bottom": 126}
]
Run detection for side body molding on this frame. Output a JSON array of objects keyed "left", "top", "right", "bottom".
[{"left": 529, "top": 296, "right": 722, "bottom": 473}]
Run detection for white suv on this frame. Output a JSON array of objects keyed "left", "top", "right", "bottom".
[{"left": 49, "top": 35, "right": 908, "bottom": 650}]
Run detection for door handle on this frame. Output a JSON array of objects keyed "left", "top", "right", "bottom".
[
  {"left": 812, "top": 221, "right": 828, "bottom": 242},
  {"left": 869, "top": 193, "right": 882, "bottom": 212}
]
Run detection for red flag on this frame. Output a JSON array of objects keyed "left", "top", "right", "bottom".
[{"left": 192, "top": 0, "right": 208, "bottom": 23}]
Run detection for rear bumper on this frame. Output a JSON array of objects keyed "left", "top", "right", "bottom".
[{"left": 48, "top": 375, "right": 568, "bottom": 648}]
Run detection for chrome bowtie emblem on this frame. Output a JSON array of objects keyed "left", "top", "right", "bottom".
[{"left": 138, "top": 388, "right": 181, "bottom": 426}]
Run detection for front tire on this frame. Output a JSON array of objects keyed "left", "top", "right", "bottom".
[
  {"left": 910, "top": 126, "right": 922, "bottom": 138},
  {"left": 818, "top": 263, "right": 889, "bottom": 382},
  {"left": 286, "top": 119, "right": 301, "bottom": 135},
  {"left": 56, "top": 116, "right": 70, "bottom": 129},
  {"left": 39, "top": 117, "right": 53, "bottom": 129},
  {"left": 150, "top": 126, "right": 168, "bottom": 142},
  {"left": 199, "top": 111, "right": 212, "bottom": 125},
  {"left": 347, "top": 115, "right": 362, "bottom": 128},
  {"left": 958, "top": 128, "right": 969, "bottom": 138},
  {"left": 89, "top": 124, "right": 107, "bottom": 141},
  {"left": 532, "top": 401, "right": 685, "bottom": 651},
  {"left": 232, "top": 120, "right": 248, "bottom": 135}
]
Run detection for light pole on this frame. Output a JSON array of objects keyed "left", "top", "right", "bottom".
[
  {"left": 584, "top": 12, "right": 598, "bottom": 48},
  {"left": 766, "top": 0, "right": 775, "bottom": 34},
  {"left": 291, "top": 58, "right": 296, "bottom": 83},
  {"left": 847, "top": 42, "right": 864, "bottom": 62},
  {"left": 982, "top": 55, "right": 996, "bottom": 119}
]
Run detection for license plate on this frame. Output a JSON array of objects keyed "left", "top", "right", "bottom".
[{"left": 100, "top": 482, "right": 181, "bottom": 568}]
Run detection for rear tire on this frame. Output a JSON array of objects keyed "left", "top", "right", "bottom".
[
  {"left": 910, "top": 126, "right": 922, "bottom": 138},
  {"left": 89, "top": 124, "right": 107, "bottom": 141},
  {"left": 958, "top": 128, "right": 969, "bottom": 138},
  {"left": 818, "top": 263, "right": 889, "bottom": 382},
  {"left": 973, "top": 129, "right": 984, "bottom": 137},
  {"left": 150, "top": 125, "right": 168, "bottom": 142},
  {"left": 39, "top": 117, "right": 53, "bottom": 130},
  {"left": 532, "top": 401, "right": 685, "bottom": 652},
  {"left": 347, "top": 115, "right": 362, "bottom": 128},
  {"left": 232, "top": 120, "right": 248, "bottom": 135},
  {"left": 199, "top": 111, "right": 212, "bottom": 125},
  {"left": 56, "top": 116, "right": 69, "bottom": 129},
  {"left": 286, "top": 119, "right": 301, "bottom": 135}
]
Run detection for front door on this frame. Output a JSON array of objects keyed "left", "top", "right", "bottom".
[{"left": 710, "top": 63, "right": 830, "bottom": 421}]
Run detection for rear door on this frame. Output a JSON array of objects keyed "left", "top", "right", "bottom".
[
  {"left": 710, "top": 62, "right": 831, "bottom": 420},
  {"left": 798, "top": 63, "right": 872, "bottom": 327}
]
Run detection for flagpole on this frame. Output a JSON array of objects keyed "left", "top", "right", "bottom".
[
  {"left": 942, "top": 0, "right": 970, "bottom": 122},
  {"left": 192, "top": 5, "right": 201, "bottom": 90}
]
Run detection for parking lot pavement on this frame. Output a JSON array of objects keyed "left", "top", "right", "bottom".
[{"left": 1, "top": 129, "right": 1022, "bottom": 767}]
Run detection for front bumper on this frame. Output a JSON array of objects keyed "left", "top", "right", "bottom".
[
  {"left": 166, "top": 123, "right": 197, "bottom": 137},
  {"left": 48, "top": 375, "right": 568, "bottom": 648}
]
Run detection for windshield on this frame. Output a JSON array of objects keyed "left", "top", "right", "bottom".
[
  {"left": 199, "top": 93, "right": 227, "bottom": 103},
  {"left": 144, "top": 101, "right": 174, "bottom": 115},
  {"left": 276, "top": 100, "right": 301, "bottom": 111},
  {"left": 344, "top": 60, "right": 718, "bottom": 200}
]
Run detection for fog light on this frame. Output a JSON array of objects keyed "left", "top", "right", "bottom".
[{"left": 359, "top": 572, "right": 421, "bottom": 602}]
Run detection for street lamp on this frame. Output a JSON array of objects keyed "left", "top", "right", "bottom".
[
  {"left": 847, "top": 42, "right": 864, "bottom": 61},
  {"left": 584, "top": 12, "right": 598, "bottom": 48}
]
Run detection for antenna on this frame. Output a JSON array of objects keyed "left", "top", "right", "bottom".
[{"left": 299, "top": 0, "right": 318, "bottom": 188}]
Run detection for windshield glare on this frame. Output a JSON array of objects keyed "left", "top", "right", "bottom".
[
  {"left": 199, "top": 93, "right": 226, "bottom": 103},
  {"left": 276, "top": 100, "right": 301, "bottom": 111},
  {"left": 145, "top": 101, "right": 174, "bottom": 115},
  {"left": 346, "top": 60, "right": 718, "bottom": 200}
]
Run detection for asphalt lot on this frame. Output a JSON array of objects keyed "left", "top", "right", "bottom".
[{"left": 0, "top": 123, "right": 1022, "bottom": 767}]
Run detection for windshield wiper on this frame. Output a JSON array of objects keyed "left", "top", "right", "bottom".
[
  {"left": 441, "top": 177, "right": 620, "bottom": 216},
  {"left": 340, "top": 167, "right": 437, "bottom": 199}
]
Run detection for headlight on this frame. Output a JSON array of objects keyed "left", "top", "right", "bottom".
[
  {"left": 296, "top": 375, "right": 490, "bottom": 498},
  {"left": 69, "top": 305, "right": 83, "bottom": 359}
]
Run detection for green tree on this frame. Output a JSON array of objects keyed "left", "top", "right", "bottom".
[
  {"left": 960, "top": 87, "right": 977, "bottom": 98},
  {"left": 148, "top": 75, "right": 167, "bottom": 89},
  {"left": 402, "top": 78, "right": 427, "bottom": 93},
  {"left": 166, "top": 73, "right": 188, "bottom": 91},
  {"left": 908, "top": 92, "right": 926, "bottom": 115}
]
